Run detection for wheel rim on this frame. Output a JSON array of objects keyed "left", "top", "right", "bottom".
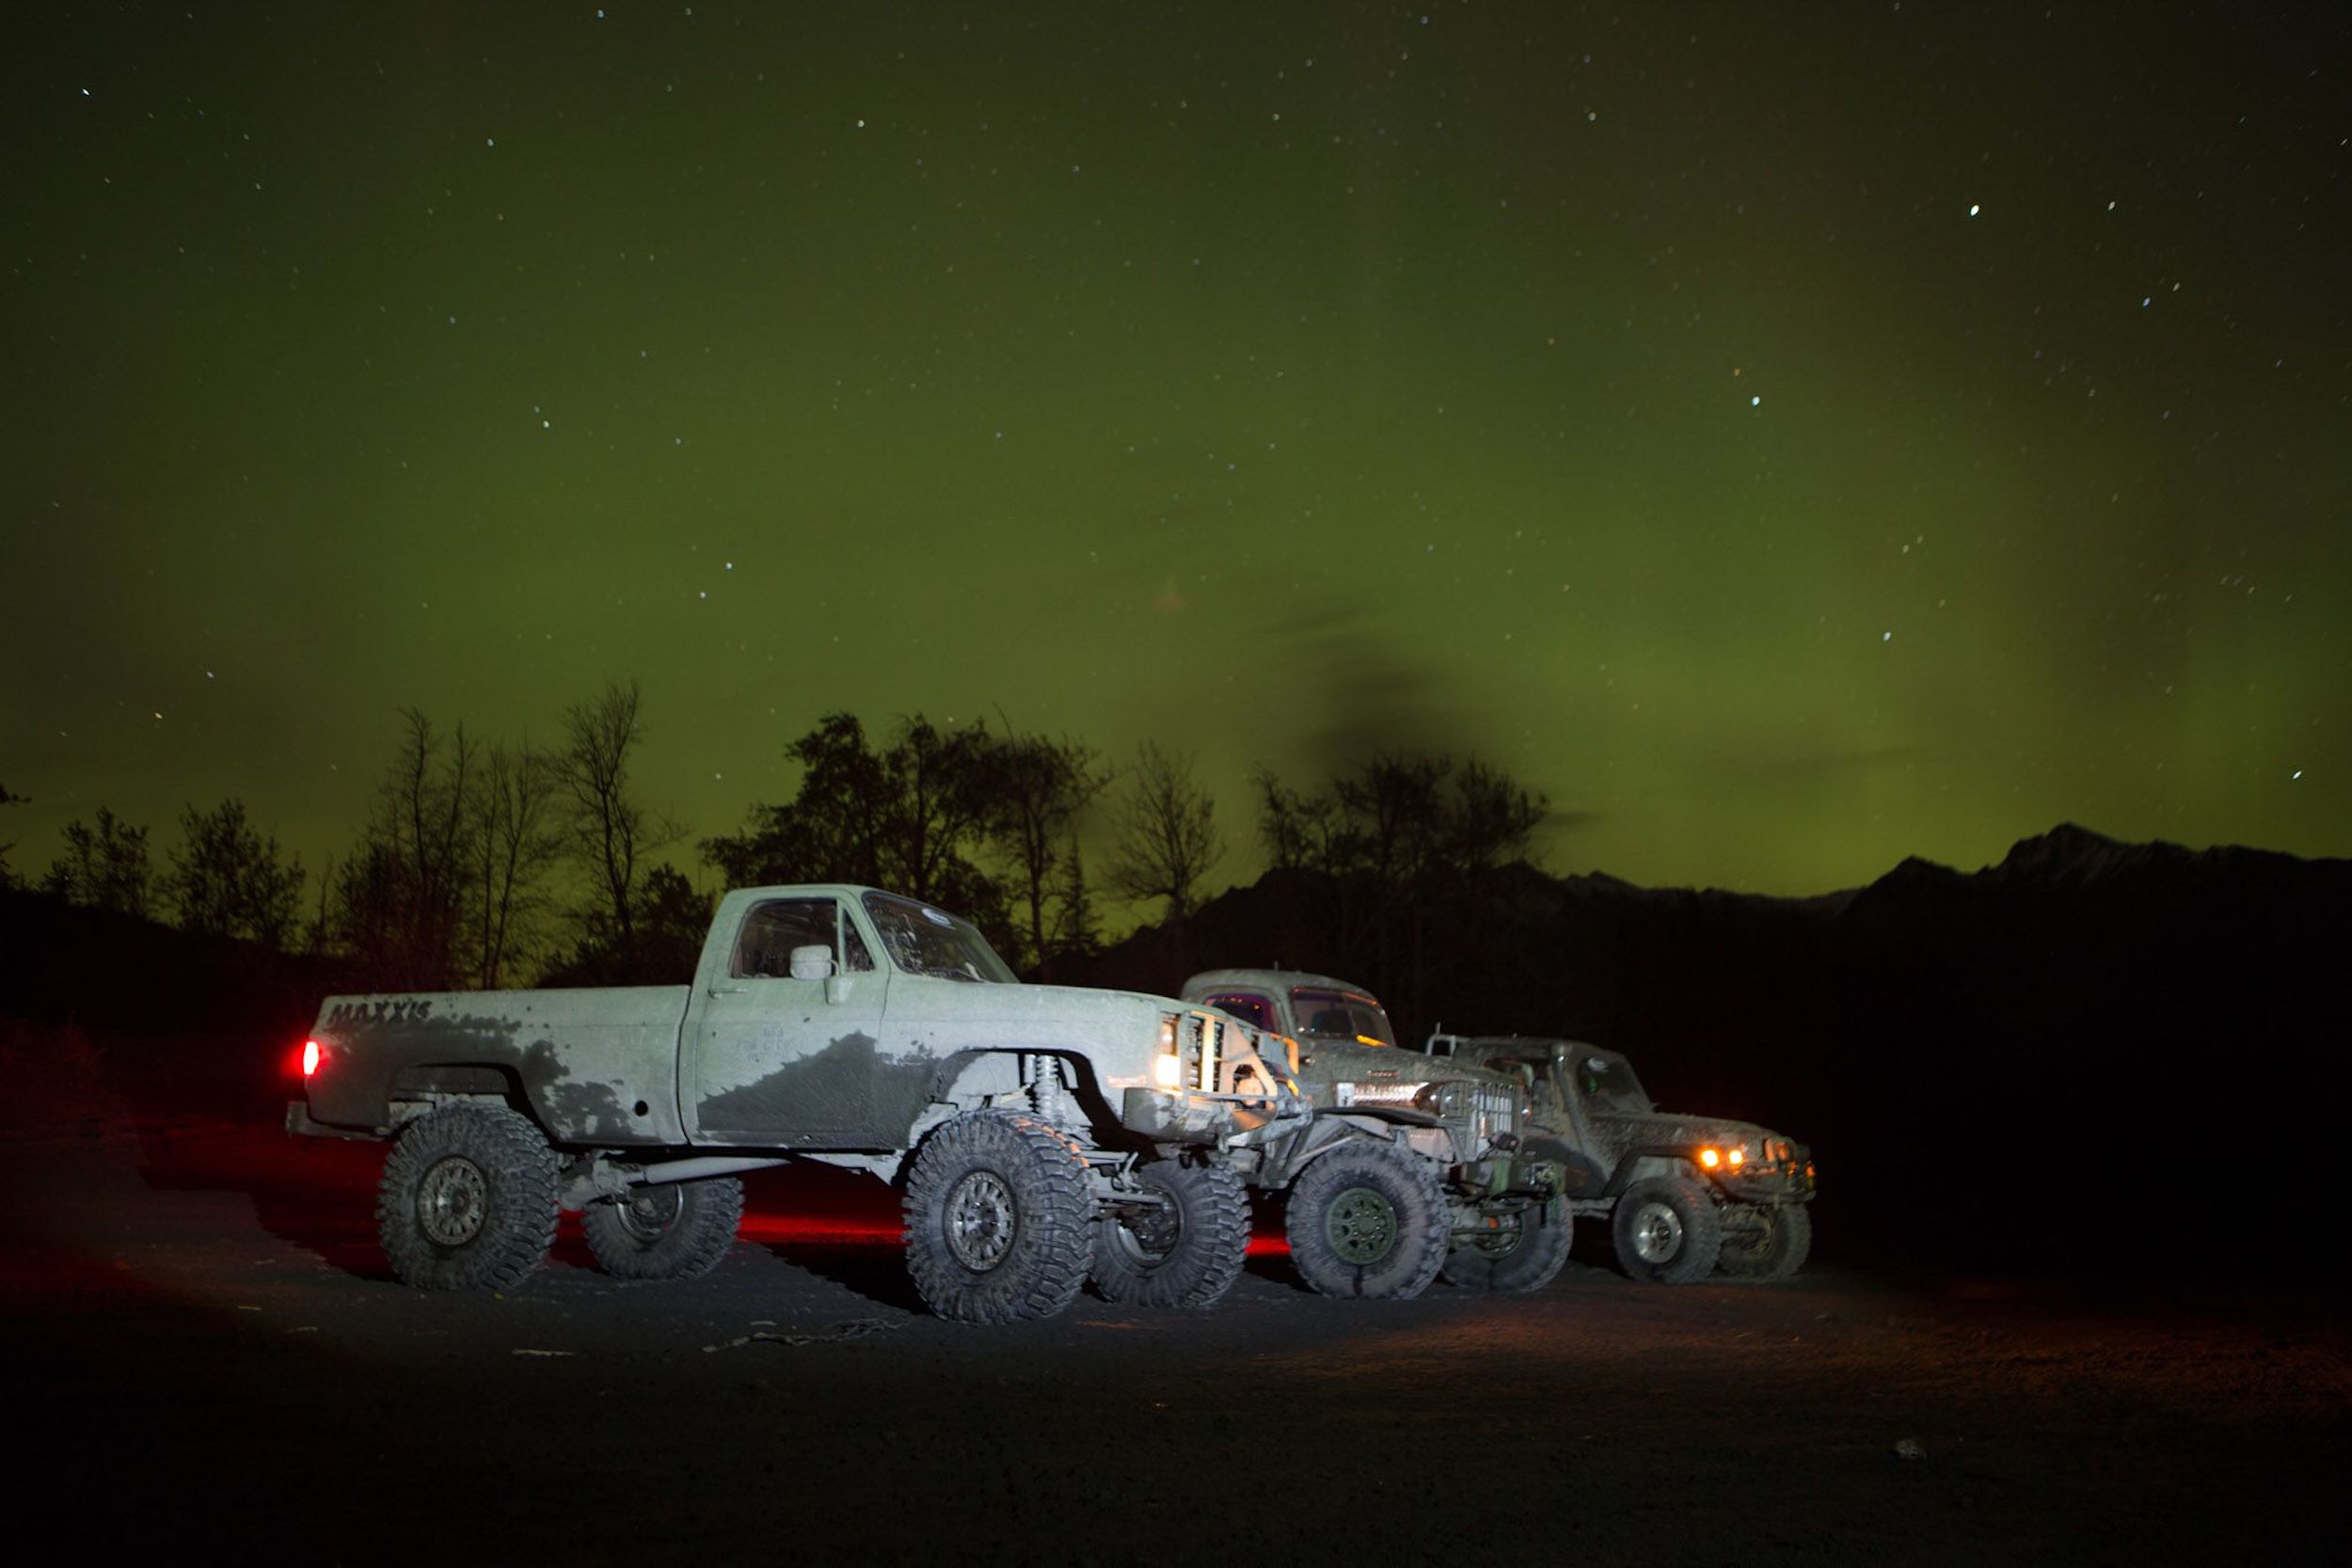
[
  {"left": 945, "top": 1169, "right": 1018, "bottom": 1272},
  {"left": 416, "top": 1155, "right": 487, "bottom": 1247},
  {"left": 1472, "top": 1214, "right": 1527, "bottom": 1259},
  {"left": 615, "top": 1184, "right": 683, "bottom": 1243},
  {"left": 1628, "top": 1199, "right": 1684, "bottom": 1263},
  {"left": 1325, "top": 1185, "right": 1399, "bottom": 1265},
  {"left": 1111, "top": 1197, "right": 1182, "bottom": 1266}
]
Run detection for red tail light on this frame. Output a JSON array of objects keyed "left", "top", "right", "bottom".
[{"left": 301, "top": 1038, "right": 323, "bottom": 1077}]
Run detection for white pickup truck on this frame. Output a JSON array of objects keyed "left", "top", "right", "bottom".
[{"left": 289, "top": 884, "right": 1301, "bottom": 1323}]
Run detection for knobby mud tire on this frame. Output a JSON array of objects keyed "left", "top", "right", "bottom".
[
  {"left": 1611, "top": 1176, "right": 1723, "bottom": 1285},
  {"left": 1441, "top": 1192, "right": 1574, "bottom": 1292},
  {"left": 581, "top": 1175, "right": 746, "bottom": 1282},
  {"left": 1716, "top": 1201, "right": 1812, "bottom": 1280},
  {"left": 901, "top": 1111, "right": 1091, "bottom": 1323},
  {"left": 1283, "top": 1139, "right": 1449, "bottom": 1301},
  {"left": 1090, "top": 1155, "right": 1249, "bottom": 1309},
  {"left": 376, "top": 1102, "right": 560, "bottom": 1291}
]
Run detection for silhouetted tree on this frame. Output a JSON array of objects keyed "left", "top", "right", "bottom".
[
  {"left": 43, "top": 807, "right": 154, "bottom": 918},
  {"left": 0, "top": 781, "right": 24, "bottom": 890},
  {"left": 541, "top": 863, "right": 712, "bottom": 986},
  {"left": 1259, "top": 751, "right": 1545, "bottom": 888},
  {"left": 1256, "top": 767, "right": 1343, "bottom": 876},
  {"left": 332, "top": 710, "right": 478, "bottom": 989},
  {"left": 706, "top": 711, "right": 1010, "bottom": 942},
  {"left": 1049, "top": 831, "right": 1104, "bottom": 965},
  {"left": 163, "top": 798, "right": 306, "bottom": 948},
  {"left": 472, "top": 742, "right": 564, "bottom": 988},
  {"left": 559, "top": 680, "right": 677, "bottom": 968},
  {"left": 1251, "top": 749, "right": 1547, "bottom": 1020},
  {"left": 984, "top": 726, "right": 1107, "bottom": 976},
  {"left": 305, "top": 853, "right": 336, "bottom": 955},
  {"left": 1105, "top": 742, "right": 1223, "bottom": 927}
]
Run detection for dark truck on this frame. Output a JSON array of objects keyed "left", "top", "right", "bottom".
[
  {"left": 1177, "top": 969, "right": 1568, "bottom": 1299},
  {"left": 289, "top": 884, "right": 1302, "bottom": 1323},
  {"left": 1425, "top": 1036, "right": 1816, "bottom": 1282}
]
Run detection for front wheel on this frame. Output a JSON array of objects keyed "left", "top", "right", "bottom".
[
  {"left": 1716, "top": 1201, "right": 1812, "bottom": 1280},
  {"left": 1611, "top": 1176, "right": 1723, "bottom": 1284},
  {"left": 375, "top": 1102, "right": 560, "bottom": 1291},
  {"left": 581, "top": 1176, "right": 745, "bottom": 1282},
  {"left": 1091, "top": 1156, "right": 1249, "bottom": 1309},
  {"left": 1442, "top": 1193, "right": 1573, "bottom": 1292},
  {"left": 902, "top": 1111, "right": 1092, "bottom": 1323},
  {"left": 1284, "top": 1138, "right": 1449, "bottom": 1300}
]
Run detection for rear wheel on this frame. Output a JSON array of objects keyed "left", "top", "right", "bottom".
[
  {"left": 582, "top": 1176, "right": 745, "bottom": 1282},
  {"left": 1716, "top": 1201, "right": 1812, "bottom": 1279},
  {"left": 1091, "top": 1156, "right": 1249, "bottom": 1309},
  {"left": 376, "top": 1102, "right": 559, "bottom": 1291},
  {"left": 902, "top": 1111, "right": 1092, "bottom": 1323},
  {"left": 1611, "top": 1176, "right": 1722, "bottom": 1284},
  {"left": 1442, "top": 1193, "right": 1573, "bottom": 1292},
  {"left": 1284, "top": 1139, "right": 1449, "bottom": 1300}
]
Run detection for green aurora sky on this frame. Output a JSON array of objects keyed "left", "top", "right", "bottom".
[{"left": 7, "top": 3, "right": 2346, "bottom": 900}]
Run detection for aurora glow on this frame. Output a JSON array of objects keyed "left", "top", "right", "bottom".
[{"left": 8, "top": 3, "right": 2344, "bottom": 897}]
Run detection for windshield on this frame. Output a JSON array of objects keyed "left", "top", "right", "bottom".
[
  {"left": 862, "top": 892, "right": 1019, "bottom": 984},
  {"left": 1289, "top": 986, "right": 1397, "bottom": 1048},
  {"left": 1572, "top": 1052, "right": 1652, "bottom": 1113}
]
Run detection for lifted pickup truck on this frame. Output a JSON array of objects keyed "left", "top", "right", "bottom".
[
  {"left": 1180, "top": 969, "right": 1567, "bottom": 1299},
  {"left": 290, "top": 885, "right": 1301, "bottom": 1323},
  {"left": 1425, "top": 1036, "right": 1816, "bottom": 1282}
]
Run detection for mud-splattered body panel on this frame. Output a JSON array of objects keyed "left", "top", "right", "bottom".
[{"left": 306, "top": 987, "right": 691, "bottom": 1145}]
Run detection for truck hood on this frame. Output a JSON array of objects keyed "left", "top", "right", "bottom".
[
  {"left": 1295, "top": 1035, "right": 1520, "bottom": 1099},
  {"left": 882, "top": 978, "right": 1229, "bottom": 1084}
]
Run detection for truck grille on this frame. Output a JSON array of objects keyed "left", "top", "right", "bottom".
[
  {"left": 1194, "top": 1013, "right": 1221, "bottom": 1092},
  {"left": 1471, "top": 1084, "right": 1518, "bottom": 1148}
]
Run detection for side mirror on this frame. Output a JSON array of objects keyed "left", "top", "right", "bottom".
[{"left": 788, "top": 945, "right": 835, "bottom": 981}]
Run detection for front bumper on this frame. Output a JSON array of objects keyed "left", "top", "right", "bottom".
[
  {"left": 1120, "top": 1085, "right": 1310, "bottom": 1148},
  {"left": 1708, "top": 1159, "right": 1816, "bottom": 1204}
]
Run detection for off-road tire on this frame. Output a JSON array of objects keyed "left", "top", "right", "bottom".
[
  {"left": 376, "top": 1102, "right": 560, "bottom": 1291},
  {"left": 1284, "top": 1138, "right": 1449, "bottom": 1300},
  {"left": 1090, "top": 1155, "right": 1249, "bottom": 1309},
  {"left": 902, "top": 1110, "right": 1091, "bottom": 1323},
  {"left": 1441, "top": 1193, "right": 1574, "bottom": 1292},
  {"left": 1611, "top": 1176, "right": 1723, "bottom": 1284},
  {"left": 1716, "top": 1201, "right": 1812, "bottom": 1280},
  {"left": 581, "top": 1175, "right": 745, "bottom": 1282}
]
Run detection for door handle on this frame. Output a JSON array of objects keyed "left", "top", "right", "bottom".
[{"left": 707, "top": 984, "right": 747, "bottom": 997}]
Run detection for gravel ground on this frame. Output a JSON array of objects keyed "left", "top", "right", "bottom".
[{"left": 4, "top": 1115, "right": 2344, "bottom": 1566}]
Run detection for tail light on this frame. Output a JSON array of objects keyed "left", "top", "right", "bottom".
[{"left": 301, "top": 1038, "right": 323, "bottom": 1078}]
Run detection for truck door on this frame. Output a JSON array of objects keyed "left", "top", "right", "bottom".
[{"left": 686, "top": 894, "right": 895, "bottom": 1147}]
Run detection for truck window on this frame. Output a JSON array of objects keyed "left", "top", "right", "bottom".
[
  {"left": 1289, "top": 986, "right": 1397, "bottom": 1047},
  {"left": 862, "top": 891, "right": 1018, "bottom": 984},
  {"left": 731, "top": 897, "right": 873, "bottom": 979},
  {"left": 1202, "top": 991, "right": 1277, "bottom": 1032}
]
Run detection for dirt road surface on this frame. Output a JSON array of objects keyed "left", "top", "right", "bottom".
[{"left": 4, "top": 1117, "right": 2343, "bottom": 1566}]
